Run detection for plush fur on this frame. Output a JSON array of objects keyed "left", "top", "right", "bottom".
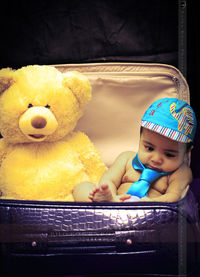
[{"left": 0, "top": 65, "right": 106, "bottom": 201}]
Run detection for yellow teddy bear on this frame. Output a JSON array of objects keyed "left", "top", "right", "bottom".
[{"left": 0, "top": 65, "right": 106, "bottom": 201}]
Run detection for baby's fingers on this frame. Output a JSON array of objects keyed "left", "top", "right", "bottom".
[{"left": 119, "top": 194, "right": 131, "bottom": 201}]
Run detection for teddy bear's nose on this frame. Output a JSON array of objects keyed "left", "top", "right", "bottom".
[{"left": 31, "top": 116, "right": 47, "bottom": 129}]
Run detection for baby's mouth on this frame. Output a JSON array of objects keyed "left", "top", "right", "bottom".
[{"left": 146, "top": 165, "right": 162, "bottom": 172}]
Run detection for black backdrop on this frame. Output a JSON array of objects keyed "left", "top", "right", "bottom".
[
  {"left": 0, "top": 0, "right": 179, "bottom": 67},
  {"left": 0, "top": 0, "right": 199, "bottom": 176}
]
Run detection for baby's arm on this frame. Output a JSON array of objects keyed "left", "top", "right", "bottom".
[
  {"left": 96, "top": 151, "right": 133, "bottom": 198},
  {"left": 73, "top": 151, "right": 133, "bottom": 202},
  {"left": 142, "top": 163, "right": 192, "bottom": 202}
]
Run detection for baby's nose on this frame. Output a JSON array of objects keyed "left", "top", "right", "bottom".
[
  {"left": 151, "top": 153, "right": 162, "bottom": 164},
  {"left": 31, "top": 116, "right": 47, "bottom": 129}
]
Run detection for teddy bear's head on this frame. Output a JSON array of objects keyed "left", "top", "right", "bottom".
[{"left": 0, "top": 65, "right": 91, "bottom": 144}]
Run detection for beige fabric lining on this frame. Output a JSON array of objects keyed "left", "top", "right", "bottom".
[{"left": 54, "top": 63, "right": 190, "bottom": 166}]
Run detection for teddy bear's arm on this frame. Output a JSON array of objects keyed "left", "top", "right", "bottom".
[
  {"left": 71, "top": 132, "right": 107, "bottom": 183},
  {"left": 0, "top": 138, "right": 7, "bottom": 166}
]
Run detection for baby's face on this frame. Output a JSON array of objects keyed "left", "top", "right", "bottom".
[{"left": 138, "top": 128, "right": 188, "bottom": 172}]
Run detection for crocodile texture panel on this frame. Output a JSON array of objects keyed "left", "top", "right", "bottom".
[
  {"left": 0, "top": 188, "right": 199, "bottom": 276},
  {"left": 0, "top": 189, "right": 199, "bottom": 243}
]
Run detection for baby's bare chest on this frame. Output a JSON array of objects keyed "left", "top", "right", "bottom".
[{"left": 119, "top": 167, "right": 169, "bottom": 195}]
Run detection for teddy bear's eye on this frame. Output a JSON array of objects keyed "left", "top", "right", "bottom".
[
  {"left": 28, "top": 103, "right": 33, "bottom": 108},
  {"left": 45, "top": 104, "right": 51, "bottom": 109}
]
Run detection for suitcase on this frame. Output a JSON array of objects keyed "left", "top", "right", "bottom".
[{"left": 0, "top": 62, "right": 199, "bottom": 277}]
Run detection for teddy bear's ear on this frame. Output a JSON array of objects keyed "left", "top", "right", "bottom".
[
  {"left": 0, "top": 68, "right": 15, "bottom": 95},
  {"left": 62, "top": 71, "right": 91, "bottom": 107}
]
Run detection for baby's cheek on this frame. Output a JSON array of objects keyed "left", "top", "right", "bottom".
[
  {"left": 164, "top": 160, "right": 178, "bottom": 172},
  {"left": 137, "top": 151, "right": 147, "bottom": 164}
]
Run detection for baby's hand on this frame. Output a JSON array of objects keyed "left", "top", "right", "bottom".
[
  {"left": 88, "top": 184, "right": 115, "bottom": 202},
  {"left": 89, "top": 185, "right": 132, "bottom": 202},
  {"left": 88, "top": 184, "right": 100, "bottom": 201},
  {"left": 119, "top": 194, "right": 132, "bottom": 202}
]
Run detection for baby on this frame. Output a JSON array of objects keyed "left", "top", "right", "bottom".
[{"left": 73, "top": 98, "right": 197, "bottom": 203}]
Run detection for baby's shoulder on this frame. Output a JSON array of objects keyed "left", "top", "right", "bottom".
[
  {"left": 169, "top": 162, "right": 192, "bottom": 182},
  {"left": 114, "top": 151, "right": 136, "bottom": 169},
  {"left": 116, "top": 151, "right": 136, "bottom": 160},
  {"left": 124, "top": 151, "right": 136, "bottom": 160},
  {"left": 121, "top": 151, "right": 137, "bottom": 169}
]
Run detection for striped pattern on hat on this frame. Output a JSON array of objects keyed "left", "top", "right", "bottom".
[{"left": 140, "top": 120, "right": 192, "bottom": 143}]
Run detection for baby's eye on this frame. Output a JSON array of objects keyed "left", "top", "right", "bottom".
[
  {"left": 145, "top": 146, "right": 154, "bottom": 151},
  {"left": 165, "top": 153, "right": 176, "bottom": 158}
]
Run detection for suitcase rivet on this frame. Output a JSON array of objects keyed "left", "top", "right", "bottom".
[
  {"left": 126, "top": 239, "right": 132, "bottom": 245},
  {"left": 172, "top": 76, "right": 178, "bottom": 83},
  {"left": 31, "top": 241, "right": 37, "bottom": 247}
]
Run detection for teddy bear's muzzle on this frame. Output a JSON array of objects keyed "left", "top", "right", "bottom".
[
  {"left": 31, "top": 116, "right": 47, "bottom": 129},
  {"left": 19, "top": 107, "right": 58, "bottom": 142}
]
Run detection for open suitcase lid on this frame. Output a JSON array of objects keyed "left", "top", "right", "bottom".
[{"left": 55, "top": 62, "right": 189, "bottom": 166}]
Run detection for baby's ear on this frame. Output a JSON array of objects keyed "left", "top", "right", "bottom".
[
  {"left": 62, "top": 71, "right": 91, "bottom": 107},
  {"left": 0, "top": 68, "right": 15, "bottom": 95}
]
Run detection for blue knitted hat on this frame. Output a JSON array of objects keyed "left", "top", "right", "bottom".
[{"left": 140, "top": 98, "right": 197, "bottom": 143}]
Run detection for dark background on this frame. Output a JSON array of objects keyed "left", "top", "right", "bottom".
[
  {"left": 0, "top": 0, "right": 199, "bottom": 176},
  {"left": 0, "top": 0, "right": 179, "bottom": 67}
]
